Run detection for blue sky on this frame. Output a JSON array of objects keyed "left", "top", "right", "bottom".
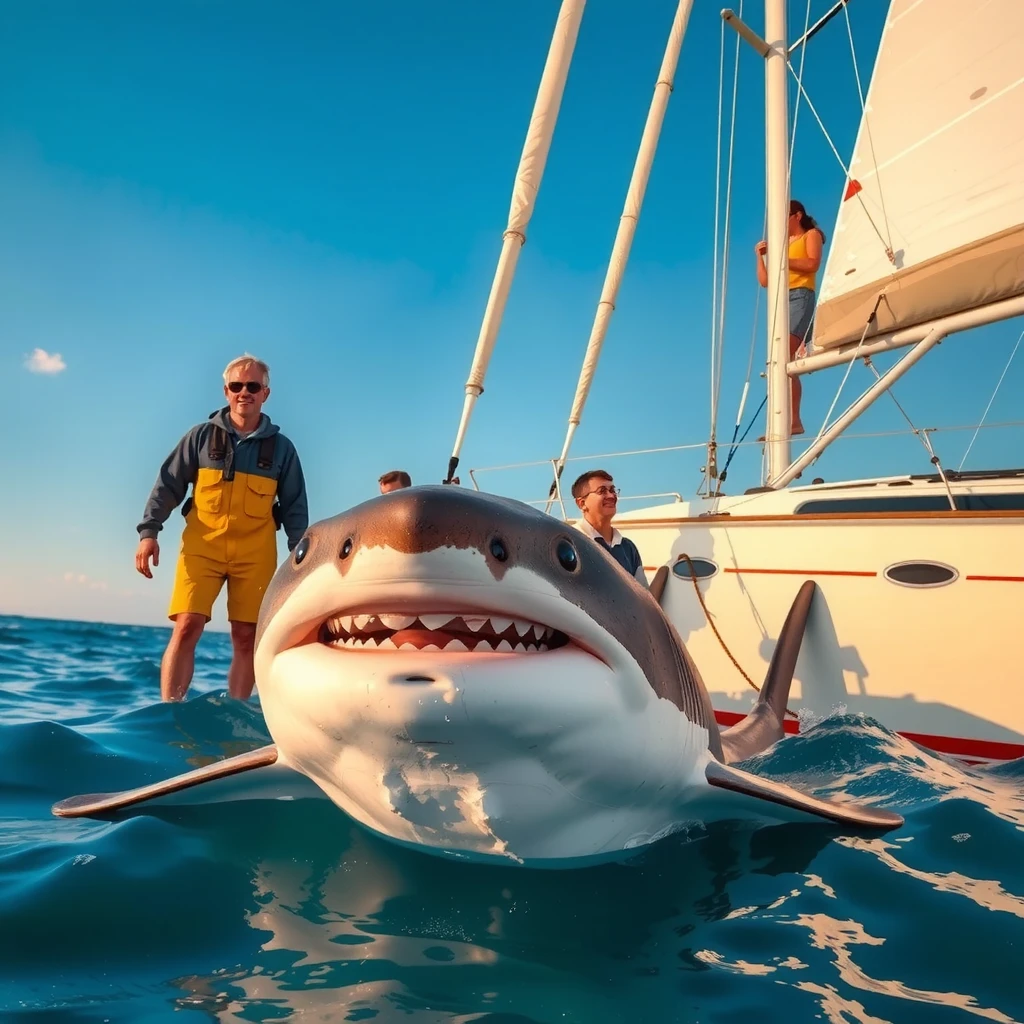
[{"left": 1, "top": 0, "right": 1021, "bottom": 628}]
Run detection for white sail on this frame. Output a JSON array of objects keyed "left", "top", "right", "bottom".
[{"left": 812, "top": 0, "right": 1024, "bottom": 351}]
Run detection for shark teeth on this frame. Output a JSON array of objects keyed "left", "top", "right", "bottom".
[
  {"left": 320, "top": 612, "right": 568, "bottom": 655},
  {"left": 419, "top": 613, "right": 453, "bottom": 631},
  {"left": 379, "top": 613, "right": 416, "bottom": 630}
]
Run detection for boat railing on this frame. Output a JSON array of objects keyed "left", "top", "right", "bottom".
[
  {"left": 465, "top": 419, "right": 1024, "bottom": 519},
  {"left": 521, "top": 491, "right": 684, "bottom": 514}
]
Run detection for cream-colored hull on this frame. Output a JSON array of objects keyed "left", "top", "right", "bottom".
[{"left": 615, "top": 473, "right": 1024, "bottom": 764}]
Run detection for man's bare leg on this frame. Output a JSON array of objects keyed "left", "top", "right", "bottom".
[
  {"left": 161, "top": 613, "right": 207, "bottom": 701},
  {"left": 227, "top": 621, "right": 258, "bottom": 700}
]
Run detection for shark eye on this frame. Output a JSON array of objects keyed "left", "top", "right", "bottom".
[
  {"left": 294, "top": 536, "right": 310, "bottom": 565},
  {"left": 340, "top": 538, "right": 353, "bottom": 560},
  {"left": 490, "top": 537, "right": 508, "bottom": 562},
  {"left": 556, "top": 539, "right": 578, "bottom": 572}
]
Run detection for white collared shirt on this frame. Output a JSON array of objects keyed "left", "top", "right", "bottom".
[{"left": 574, "top": 517, "right": 649, "bottom": 587}]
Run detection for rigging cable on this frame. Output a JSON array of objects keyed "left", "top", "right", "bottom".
[
  {"left": 709, "top": 14, "right": 725, "bottom": 461},
  {"left": 842, "top": 0, "right": 895, "bottom": 259},
  {"left": 958, "top": 327, "right": 1024, "bottom": 472},
  {"left": 807, "top": 294, "right": 883, "bottom": 453},
  {"left": 705, "top": 7, "right": 744, "bottom": 496},
  {"left": 719, "top": 0, "right": 812, "bottom": 489},
  {"left": 863, "top": 358, "right": 957, "bottom": 511},
  {"left": 711, "top": 0, "right": 743, "bottom": 447},
  {"left": 783, "top": 64, "right": 892, "bottom": 262}
]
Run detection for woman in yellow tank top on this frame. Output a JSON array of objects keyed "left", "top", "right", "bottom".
[{"left": 754, "top": 199, "right": 825, "bottom": 436}]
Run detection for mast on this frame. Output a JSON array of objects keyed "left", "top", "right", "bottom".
[
  {"left": 444, "top": 0, "right": 586, "bottom": 484},
  {"left": 763, "top": 0, "right": 792, "bottom": 480},
  {"left": 546, "top": 0, "right": 696, "bottom": 505}
]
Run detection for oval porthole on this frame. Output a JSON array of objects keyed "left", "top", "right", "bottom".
[
  {"left": 672, "top": 556, "right": 719, "bottom": 581},
  {"left": 883, "top": 561, "right": 958, "bottom": 588}
]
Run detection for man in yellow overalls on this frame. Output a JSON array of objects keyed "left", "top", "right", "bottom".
[{"left": 134, "top": 355, "right": 308, "bottom": 701}]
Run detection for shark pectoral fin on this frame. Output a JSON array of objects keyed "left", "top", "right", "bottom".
[
  {"left": 704, "top": 759, "right": 904, "bottom": 830},
  {"left": 51, "top": 743, "right": 280, "bottom": 819}
]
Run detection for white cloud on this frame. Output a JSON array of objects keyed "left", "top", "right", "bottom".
[
  {"left": 63, "top": 571, "right": 106, "bottom": 591},
  {"left": 25, "top": 347, "right": 67, "bottom": 374}
]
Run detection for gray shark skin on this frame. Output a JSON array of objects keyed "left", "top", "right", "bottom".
[{"left": 53, "top": 486, "right": 904, "bottom": 859}]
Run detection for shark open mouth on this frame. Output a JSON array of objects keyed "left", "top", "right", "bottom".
[{"left": 318, "top": 613, "right": 570, "bottom": 654}]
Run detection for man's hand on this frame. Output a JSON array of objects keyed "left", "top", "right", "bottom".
[
  {"left": 755, "top": 240, "right": 767, "bottom": 256},
  {"left": 135, "top": 538, "right": 160, "bottom": 579}
]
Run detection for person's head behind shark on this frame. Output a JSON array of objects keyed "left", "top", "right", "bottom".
[{"left": 378, "top": 469, "right": 412, "bottom": 494}]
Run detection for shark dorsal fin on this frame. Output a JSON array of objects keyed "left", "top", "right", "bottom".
[{"left": 719, "top": 580, "right": 817, "bottom": 764}]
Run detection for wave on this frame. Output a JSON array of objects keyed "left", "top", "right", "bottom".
[{"left": 1, "top": 614, "right": 1021, "bottom": 1023}]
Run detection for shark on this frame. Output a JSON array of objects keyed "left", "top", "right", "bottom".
[{"left": 53, "top": 485, "right": 903, "bottom": 867}]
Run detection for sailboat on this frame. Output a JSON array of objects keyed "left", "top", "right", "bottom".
[{"left": 444, "top": 0, "right": 1024, "bottom": 765}]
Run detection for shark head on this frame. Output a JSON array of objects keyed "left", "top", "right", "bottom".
[{"left": 253, "top": 485, "right": 721, "bottom": 865}]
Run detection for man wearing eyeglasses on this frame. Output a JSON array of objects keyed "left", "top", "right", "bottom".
[
  {"left": 571, "top": 469, "right": 648, "bottom": 588},
  {"left": 134, "top": 354, "right": 309, "bottom": 702}
]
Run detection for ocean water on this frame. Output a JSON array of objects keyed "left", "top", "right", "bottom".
[{"left": 1, "top": 613, "right": 1022, "bottom": 1024}]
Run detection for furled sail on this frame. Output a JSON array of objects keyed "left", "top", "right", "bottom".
[{"left": 812, "top": 0, "right": 1024, "bottom": 351}]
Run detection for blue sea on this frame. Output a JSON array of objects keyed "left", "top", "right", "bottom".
[{"left": 1, "top": 613, "right": 1022, "bottom": 1023}]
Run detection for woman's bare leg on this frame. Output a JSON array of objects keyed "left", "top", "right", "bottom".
[{"left": 789, "top": 333, "right": 805, "bottom": 434}]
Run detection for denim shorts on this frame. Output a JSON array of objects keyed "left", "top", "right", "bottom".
[{"left": 790, "top": 287, "right": 816, "bottom": 344}]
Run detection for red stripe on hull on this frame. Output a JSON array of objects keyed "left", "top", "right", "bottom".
[
  {"left": 712, "top": 710, "right": 1024, "bottom": 762},
  {"left": 899, "top": 729, "right": 1024, "bottom": 761},
  {"left": 715, "top": 710, "right": 800, "bottom": 735},
  {"left": 723, "top": 568, "right": 877, "bottom": 577},
  {"left": 644, "top": 568, "right": 1022, "bottom": 581}
]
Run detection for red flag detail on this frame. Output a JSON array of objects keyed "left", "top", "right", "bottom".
[{"left": 844, "top": 178, "right": 863, "bottom": 201}]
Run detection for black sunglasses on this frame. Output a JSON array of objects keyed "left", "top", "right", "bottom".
[{"left": 227, "top": 381, "right": 264, "bottom": 394}]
